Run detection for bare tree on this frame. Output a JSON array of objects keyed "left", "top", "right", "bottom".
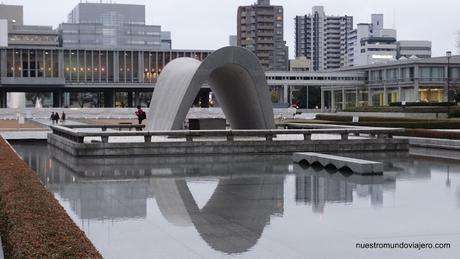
[{"left": 457, "top": 30, "right": 460, "bottom": 54}]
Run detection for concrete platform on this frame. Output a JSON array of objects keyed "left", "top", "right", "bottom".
[{"left": 293, "top": 152, "right": 384, "bottom": 175}]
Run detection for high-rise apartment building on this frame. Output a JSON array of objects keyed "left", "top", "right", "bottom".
[
  {"left": 237, "top": 0, "right": 288, "bottom": 71},
  {"left": 295, "top": 6, "right": 353, "bottom": 71},
  {"left": 59, "top": 2, "right": 171, "bottom": 50}
]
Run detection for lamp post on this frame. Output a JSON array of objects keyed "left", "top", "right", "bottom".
[{"left": 447, "top": 51, "right": 452, "bottom": 115}]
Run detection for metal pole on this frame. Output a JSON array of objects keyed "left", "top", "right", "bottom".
[{"left": 447, "top": 51, "right": 452, "bottom": 115}]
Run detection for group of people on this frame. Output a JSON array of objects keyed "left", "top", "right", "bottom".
[
  {"left": 48, "top": 107, "right": 144, "bottom": 125},
  {"left": 50, "top": 112, "right": 66, "bottom": 124}
]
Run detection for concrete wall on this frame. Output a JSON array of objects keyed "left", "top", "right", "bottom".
[{"left": 48, "top": 133, "right": 409, "bottom": 157}]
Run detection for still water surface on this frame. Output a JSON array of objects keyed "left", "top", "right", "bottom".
[{"left": 12, "top": 143, "right": 460, "bottom": 259}]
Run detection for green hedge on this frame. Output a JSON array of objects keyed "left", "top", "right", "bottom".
[
  {"left": 315, "top": 114, "right": 353, "bottom": 122},
  {"left": 0, "top": 138, "right": 101, "bottom": 258},
  {"left": 343, "top": 106, "right": 450, "bottom": 113},
  {"left": 403, "top": 129, "right": 460, "bottom": 139},
  {"left": 448, "top": 110, "right": 460, "bottom": 118},
  {"left": 389, "top": 102, "right": 455, "bottom": 107},
  {"left": 314, "top": 114, "right": 460, "bottom": 129},
  {"left": 316, "top": 114, "right": 432, "bottom": 123}
]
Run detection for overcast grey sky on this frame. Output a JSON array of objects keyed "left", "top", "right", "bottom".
[{"left": 2, "top": 0, "right": 459, "bottom": 57}]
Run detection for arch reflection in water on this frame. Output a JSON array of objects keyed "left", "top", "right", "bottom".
[
  {"left": 15, "top": 143, "right": 286, "bottom": 254},
  {"left": 153, "top": 175, "right": 284, "bottom": 254}
]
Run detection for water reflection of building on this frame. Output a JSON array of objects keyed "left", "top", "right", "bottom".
[
  {"left": 356, "top": 185, "right": 383, "bottom": 207},
  {"left": 294, "top": 157, "right": 434, "bottom": 213},
  {"left": 296, "top": 174, "right": 353, "bottom": 213},
  {"left": 295, "top": 172, "right": 390, "bottom": 212},
  {"left": 14, "top": 143, "right": 154, "bottom": 219},
  {"left": 57, "top": 181, "right": 151, "bottom": 220}
]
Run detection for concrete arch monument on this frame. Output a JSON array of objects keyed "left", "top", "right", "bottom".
[{"left": 146, "top": 46, "right": 275, "bottom": 130}]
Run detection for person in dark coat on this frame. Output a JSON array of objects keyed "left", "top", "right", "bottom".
[
  {"left": 61, "top": 112, "right": 66, "bottom": 123},
  {"left": 50, "top": 112, "right": 55, "bottom": 124},
  {"left": 54, "top": 112, "right": 60, "bottom": 124},
  {"left": 135, "top": 106, "right": 146, "bottom": 125}
]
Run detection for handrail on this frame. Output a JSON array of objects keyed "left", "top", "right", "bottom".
[
  {"left": 64, "top": 124, "right": 145, "bottom": 129},
  {"left": 50, "top": 125, "right": 403, "bottom": 144},
  {"left": 64, "top": 124, "right": 145, "bottom": 132}
]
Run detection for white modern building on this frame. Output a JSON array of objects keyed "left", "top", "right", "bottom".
[
  {"left": 295, "top": 6, "right": 353, "bottom": 71},
  {"left": 347, "top": 14, "right": 431, "bottom": 67},
  {"left": 348, "top": 14, "right": 398, "bottom": 67},
  {"left": 322, "top": 55, "right": 460, "bottom": 111}
]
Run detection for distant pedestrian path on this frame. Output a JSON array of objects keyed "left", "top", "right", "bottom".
[
  {"left": 0, "top": 120, "right": 44, "bottom": 131},
  {"left": 33, "top": 118, "right": 86, "bottom": 127}
]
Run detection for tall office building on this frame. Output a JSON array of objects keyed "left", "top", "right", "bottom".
[
  {"left": 295, "top": 6, "right": 353, "bottom": 71},
  {"left": 237, "top": 0, "right": 288, "bottom": 71},
  {"left": 59, "top": 2, "right": 171, "bottom": 50}
]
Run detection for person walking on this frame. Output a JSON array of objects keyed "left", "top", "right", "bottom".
[
  {"left": 50, "top": 112, "right": 55, "bottom": 124},
  {"left": 54, "top": 112, "right": 60, "bottom": 124},
  {"left": 135, "top": 106, "right": 146, "bottom": 125},
  {"left": 61, "top": 112, "right": 66, "bottom": 123}
]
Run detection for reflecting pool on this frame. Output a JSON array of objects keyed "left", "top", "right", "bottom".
[{"left": 12, "top": 143, "right": 460, "bottom": 259}]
